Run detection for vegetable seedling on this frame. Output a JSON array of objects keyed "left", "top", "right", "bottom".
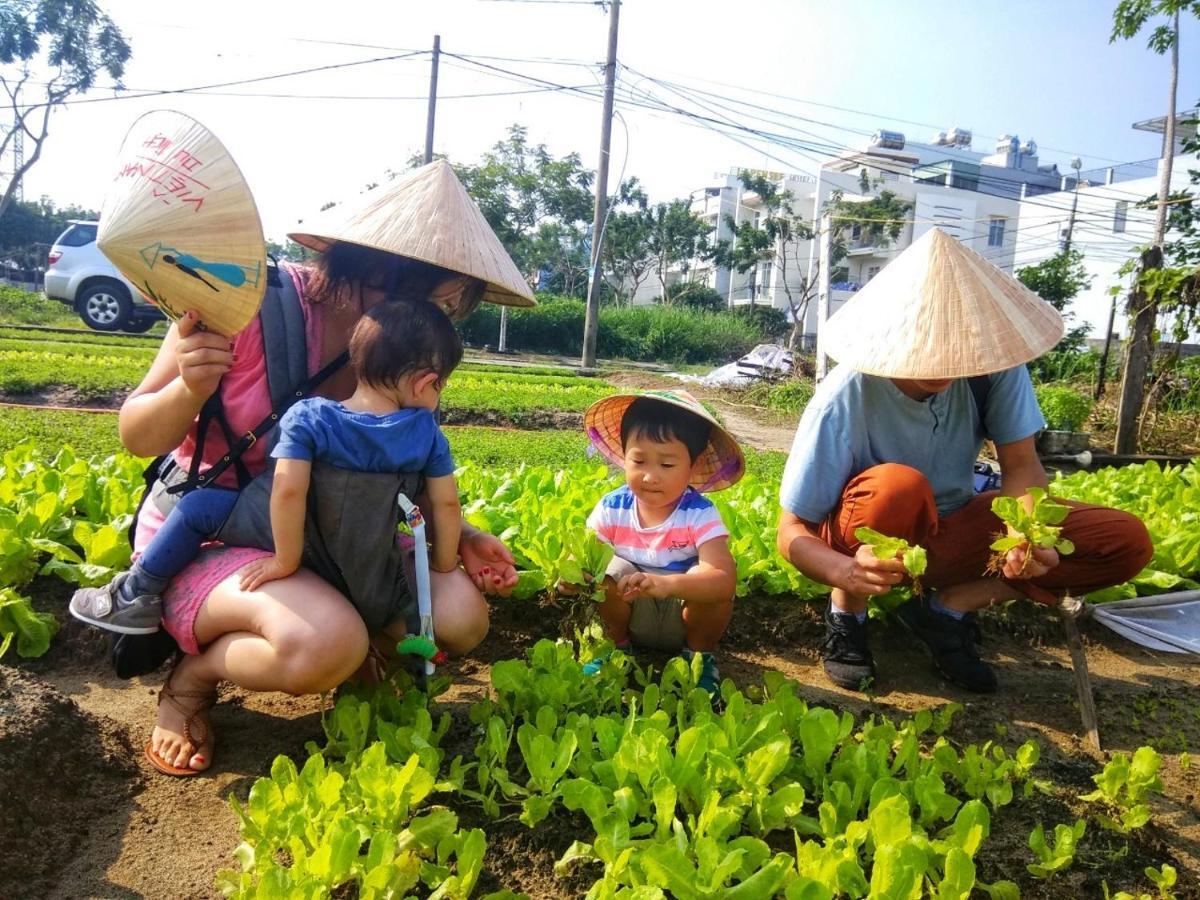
[
  {"left": 854, "top": 526, "right": 928, "bottom": 594},
  {"left": 987, "top": 488, "right": 1075, "bottom": 577}
]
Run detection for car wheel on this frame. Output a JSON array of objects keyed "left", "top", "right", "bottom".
[
  {"left": 123, "top": 318, "right": 158, "bottom": 334},
  {"left": 77, "top": 281, "right": 133, "bottom": 332}
]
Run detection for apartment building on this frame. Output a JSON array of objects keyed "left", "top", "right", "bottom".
[
  {"left": 667, "top": 126, "right": 1070, "bottom": 344},
  {"left": 1012, "top": 111, "right": 1197, "bottom": 340}
]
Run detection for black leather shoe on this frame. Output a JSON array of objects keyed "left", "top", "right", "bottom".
[
  {"left": 894, "top": 595, "right": 997, "bottom": 693},
  {"left": 822, "top": 603, "right": 876, "bottom": 691}
]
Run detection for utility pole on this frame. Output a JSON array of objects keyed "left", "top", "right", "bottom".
[
  {"left": 581, "top": 0, "right": 621, "bottom": 370},
  {"left": 1062, "top": 155, "right": 1082, "bottom": 252},
  {"left": 1095, "top": 291, "right": 1119, "bottom": 400},
  {"left": 814, "top": 212, "right": 832, "bottom": 381},
  {"left": 1114, "top": 8, "right": 1179, "bottom": 454},
  {"left": 423, "top": 35, "right": 441, "bottom": 164}
]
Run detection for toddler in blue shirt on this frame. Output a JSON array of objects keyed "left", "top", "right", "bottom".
[{"left": 71, "top": 298, "right": 463, "bottom": 636}]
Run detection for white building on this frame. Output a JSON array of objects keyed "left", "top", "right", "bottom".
[
  {"left": 673, "top": 126, "right": 1069, "bottom": 345},
  {"left": 1012, "top": 111, "right": 1197, "bottom": 340}
]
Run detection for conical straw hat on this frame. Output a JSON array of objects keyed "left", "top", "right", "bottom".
[
  {"left": 585, "top": 390, "right": 745, "bottom": 493},
  {"left": 97, "top": 110, "right": 267, "bottom": 337},
  {"left": 289, "top": 159, "right": 535, "bottom": 308},
  {"left": 822, "top": 227, "right": 1064, "bottom": 379}
]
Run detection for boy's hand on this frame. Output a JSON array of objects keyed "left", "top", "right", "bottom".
[
  {"left": 239, "top": 555, "right": 298, "bottom": 592},
  {"left": 618, "top": 571, "right": 669, "bottom": 600}
]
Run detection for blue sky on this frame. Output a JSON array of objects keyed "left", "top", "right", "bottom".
[{"left": 14, "top": 0, "right": 1199, "bottom": 241}]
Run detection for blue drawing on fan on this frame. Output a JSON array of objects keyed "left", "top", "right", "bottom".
[{"left": 139, "top": 242, "right": 262, "bottom": 293}]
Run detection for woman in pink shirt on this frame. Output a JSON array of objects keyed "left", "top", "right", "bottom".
[{"left": 124, "top": 162, "right": 532, "bottom": 776}]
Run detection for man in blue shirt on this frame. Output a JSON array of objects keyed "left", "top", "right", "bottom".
[{"left": 776, "top": 229, "right": 1152, "bottom": 693}]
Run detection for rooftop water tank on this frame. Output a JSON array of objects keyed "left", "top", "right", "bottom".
[
  {"left": 1019, "top": 139, "right": 1038, "bottom": 157},
  {"left": 871, "top": 130, "right": 905, "bottom": 150},
  {"left": 996, "top": 134, "right": 1019, "bottom": 154},
  {"left": 932, "top": 130, "right": 948, "bottom": 145},
  {"left": 947, "top": 127, "right": 973, "bottom": 148}
]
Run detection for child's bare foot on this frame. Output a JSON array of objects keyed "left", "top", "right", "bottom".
[{"left": 146, "top": 660, "right": 217, "bottom": 775}]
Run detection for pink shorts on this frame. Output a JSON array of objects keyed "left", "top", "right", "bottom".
[
  {"left": 136, "top": 502, "right": 419, "bottom": 656},
  {"left": 135, "top": 499, "right": 269, "bottom": 656}
]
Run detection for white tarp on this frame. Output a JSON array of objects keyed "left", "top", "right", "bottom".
[
  {"left": 1089, "top": 590, "right": 1200, "bottom": 655},
  {"left": 670, "top": 343, "right": 794, "bottom": 387}
]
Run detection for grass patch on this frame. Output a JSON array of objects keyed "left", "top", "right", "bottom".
[
  {"left": 0, "top": 406, "right": 787, "bottom": 482},
  {"left": 0, "top": 285, "right": 78, "bottom": 328},
  {"left": 0, "top": 326, "right": 163, "bottom": 349},
  {"left": 0, "top": 348, "right": 149, "bottom": 399},
  {"left": 0, "top": 406, "right": 125, "bottom": 457}
]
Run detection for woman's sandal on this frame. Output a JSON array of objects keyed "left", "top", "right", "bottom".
[{"left": 144, "top": 672, "right": 218, "bottom": 777}]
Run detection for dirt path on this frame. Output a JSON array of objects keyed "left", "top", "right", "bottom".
[{"left": 6, "top": 591, "right": 1199, "bottom": 899}]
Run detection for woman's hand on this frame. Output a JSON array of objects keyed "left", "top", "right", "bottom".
[
  {"left": 1002, "top": 543, "right": 1059, "bottom": 580},
  {"left": 175, "top": 310, "right": 235, "bottom": 401},
  {"left": 239, "top": 555, "right": 298, "bottom": 592},
  {"left": 459, "top": 529, "right": 519, "bottom": 596},
  {"left": 835, "top": 544, "right": 906, "bottom": 597}
]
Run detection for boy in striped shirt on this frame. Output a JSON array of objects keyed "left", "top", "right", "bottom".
[{"left": 582, "top": 391, "right": 744, "bottom": 693}]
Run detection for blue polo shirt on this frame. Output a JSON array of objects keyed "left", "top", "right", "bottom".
[
  {"left": 272, "top": 398, "right": 454, "bottom": 477},
  {"left": 779, "top": 364, "right": 1045, "bottom": 522}
]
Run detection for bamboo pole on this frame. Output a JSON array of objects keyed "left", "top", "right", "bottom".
[{"left": 1059, "top": 596, "right": 1101, "bottom": 751}]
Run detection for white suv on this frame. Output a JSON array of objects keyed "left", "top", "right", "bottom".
[{"left": 44, "top": 221, "right": 165, "bottom": 332}]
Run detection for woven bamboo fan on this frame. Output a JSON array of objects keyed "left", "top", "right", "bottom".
[
  {"left": 98, "top": 110, "right": 267, "bottom": 337},
  {"left": 822, "top": 227, "right": 1064, "bottom": 379},
  {"left": 290, "top": 159, "right": 535, "bottom": 307}
]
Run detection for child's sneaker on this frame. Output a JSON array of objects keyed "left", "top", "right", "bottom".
[
  {"left": 682, "top": 648, "right": 720, "bottom": 694},
  {"left": 70, "top": 573, "right": 163, "bottom": 635},
  {"left": 582, "top": 640, "right": 632, "bottom": 675}
]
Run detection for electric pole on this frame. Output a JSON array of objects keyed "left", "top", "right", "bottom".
[
  {"left": 423, "top": 35, "right": 441, "bottom": 165},
  {"left": 581, "top": 0, "right": 621, "bottom": 370},
  {"left": 814, "top": 212, "right": 832, "bottom": 381},
  {"left": 1062, "top": 155, "right": 1082, "bottom": 252}
]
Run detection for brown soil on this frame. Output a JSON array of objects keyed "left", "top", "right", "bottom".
[{"left": 7, "top": 578, "right": 1200, "bottom": 900}]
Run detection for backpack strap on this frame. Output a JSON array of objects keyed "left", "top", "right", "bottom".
[
  {"left": 165, "top": 262, "right": 348, "bottom": 495},
  {"left": 260, "top": 263, "right": 310, "bottom": 422},
  {"left": 967, "top": 374, "right": 992, "bottom": 434}
]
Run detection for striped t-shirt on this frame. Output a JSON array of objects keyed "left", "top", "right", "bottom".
[{"left": 586, "top": 485, "right": 730, "bottom": 573}]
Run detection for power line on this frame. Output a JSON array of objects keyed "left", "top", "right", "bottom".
[{"left": 28, "top": 50, "right": 427, "bottom": 111}]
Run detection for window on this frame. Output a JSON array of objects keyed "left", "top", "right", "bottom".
[
  {"left": 1113, "top": 200, "right": 1128, "bottom": 233},
  {"left": 987, "top": 217, "right": 1006, "bottom": 247},
  {"left": 56, "top": 224, "right": 97, "bottom": 247},
  {"left": 866, "top": 265, "right": 881, "bottom": 281}
]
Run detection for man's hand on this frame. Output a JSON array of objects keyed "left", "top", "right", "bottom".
[
  {"left": 617, "top": 571, "right": 670, "bottom": 600},
  {"left": 460, "top": 529, "right": 518, "bottom": 596},
  {"left": 1002, "top": 543, "right": 1059, "bottom": 580},
  {"left": 239, "top": 555, "right": 298, "bottom": 592},
  {"left": 837, "top": 544, "right": 906, "bottom": 597}
]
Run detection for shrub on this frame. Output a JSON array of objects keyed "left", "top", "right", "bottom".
[
  {"left": 1035, "top": 385, "right": 1094, "bottom": 432},
  {"left": 732, "top": 305, "right": 789, "bottom": 340},
  {"left": 1029, "top": 350, "right": 1100, "bottom": 385},
  {"left": 675, "top": 286, "right": 726, "bottom": 312},
  {"left": 459, "top": 295, "right": 769, "bottom": 364},
  {"left": 745, "top": 377, "right": 814, "bottom": 415}
]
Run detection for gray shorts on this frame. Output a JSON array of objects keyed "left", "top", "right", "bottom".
[{"left": 605, "top": 556, "right": 687, "bottom": 651}]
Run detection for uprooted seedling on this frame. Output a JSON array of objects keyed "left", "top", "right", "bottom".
[
  {"left": 854, "top": 526, "right": 928, "bottom": 594},
  {"left": 986, "top": 487, "right": 1075, "bottom": 577}
]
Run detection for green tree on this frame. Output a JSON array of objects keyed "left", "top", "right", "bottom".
[
  {"left": 713, "top": 174, "right": 814, "bottom": 349},
  {"left": 0, "top": 195, "right": 96, "bottom": 267},
  {"left": 453, "top": 124, "right": 594, "bottom": 296},
  {"left": 647, "top": 199, "right": 713, "bottom": 305},
  {"left": 0, "top": 0, "right": 131, "bottom": 218},
  {"left": 1017, "top": 249, "right": 1093, "bottom": 353},
  {"left": 1109, "top": 0, "right": 1200, "bottom": 451}
]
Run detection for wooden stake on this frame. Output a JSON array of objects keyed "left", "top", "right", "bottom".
[{"left": 1059, "top": 596, "right": 1101, "bottom": 751}]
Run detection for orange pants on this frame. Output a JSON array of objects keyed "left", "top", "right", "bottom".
[{"left": 821, "top": 464, "right": 1153, "bottom": 605}]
